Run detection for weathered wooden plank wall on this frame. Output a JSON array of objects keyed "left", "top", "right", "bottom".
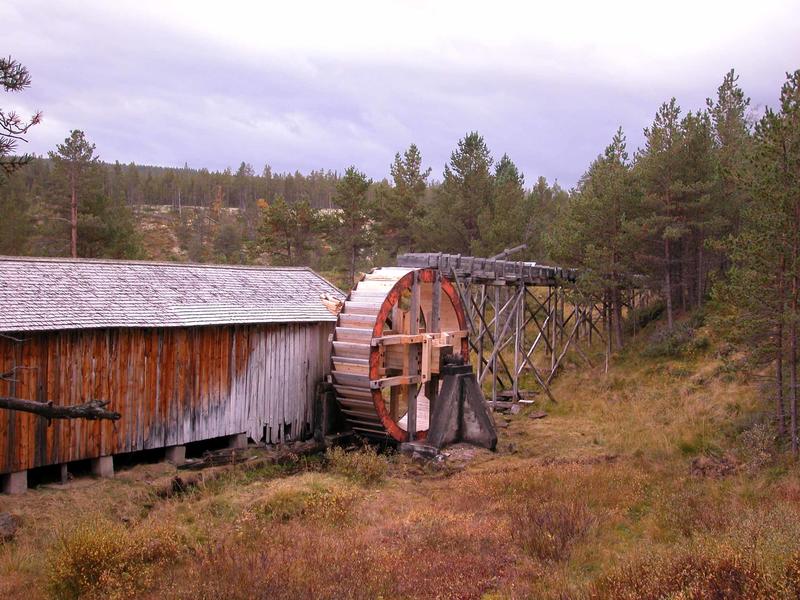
[{"left": 0, "top": 322, "right": 333, "bottom": 474}]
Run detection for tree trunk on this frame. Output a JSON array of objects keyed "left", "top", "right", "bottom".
[
  {"left": 697, "top": 235, "right": 704, "bottom": 307},
  {"left": 778, "top": 255, "right": 786, "bottom": 438},
  {"left": 350, "top": 245, "right": 356, "bottom": 287},
  {"left": 791, "top": 296, "right": 797, "bottom": 457},
  {"left": 70, "top": 173, "right": 78, "bottom": 258},
  {"left": 611, "top": 287, "right": 624, "bottom": 349},
  {"left": 778, "top": 321, "right": 786, "bottom": 439},
  {"left": 789, "top": 195, "right": 800, "bottom": 458},
  {"left": 664, "top": 237, "right": 674, "bottom": 330},
  {"left": 680, "top": 241, "right": 688, "bottom": 312},
  {"left": 604, "top": 293, "right": 611, "bottom": 374},
  {"left": 792, "top": 216, "right": 798, "bottom": 457}
]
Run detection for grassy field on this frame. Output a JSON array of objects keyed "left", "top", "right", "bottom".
[{"left": 2, "top": 315, "right": 800, "bottom": 599}]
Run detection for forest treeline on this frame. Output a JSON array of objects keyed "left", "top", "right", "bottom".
[
  {"left": 2, "top": 58, "right": 800, "bottom": 450},
  {"left": 0, "top": 130, "right": 570, "bottom": 277}
]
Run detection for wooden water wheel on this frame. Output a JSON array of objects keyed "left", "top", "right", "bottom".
[{"left": 331, "top": 267, "right": 469, "bottom": 442}]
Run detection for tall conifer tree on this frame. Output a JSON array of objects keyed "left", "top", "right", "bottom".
[{"left": 332, "top": 166, "right": 373, "bottom": 285}]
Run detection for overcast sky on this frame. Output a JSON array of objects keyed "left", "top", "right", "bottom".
[{"left": 4, "top": 0, "right": 799, "bottom": 187}]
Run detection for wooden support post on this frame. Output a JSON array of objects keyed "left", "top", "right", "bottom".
[
  {"left": 550, "top": 287, "right": 557, "bottom": 376},
  {"left": 604, "top": 296, "right": 611, "bottom": 374},
  {"left": 479, "top": 289, "right": 525, "bottom": 386},
  {"left": 426, "top": 272, "right": 442, "bottom": 414},
  {"left": 406, "top": 271, "right": 420, "bottom": 441},
  {"left": 477, "top": 284, "right": 486, "bottom": 380},
  {"left": 512, "top": 284, "right": 522, "bottom": 402},
  {"left": 431, "top": 271, "right": 441, "bottom": 333},
  {"left": 492, "top": 285, "right": 499, "bottom": 404},
  {"left": 60, "top": 463, "right": 69, "bottom": 484}
]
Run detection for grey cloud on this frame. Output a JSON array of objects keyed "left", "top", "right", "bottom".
[{"left": 6, "top": 1, "right": 799, "bottom": 188}]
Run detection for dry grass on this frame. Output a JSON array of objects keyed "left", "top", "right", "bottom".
[
  {"left": 3, "top": 314, "right": 800, "bottom": 599},
  {"left": 512, "top": 498, "right": 597, "bottom": 562}
]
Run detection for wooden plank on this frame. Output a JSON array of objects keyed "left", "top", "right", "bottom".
[
  {"left": 0, "top": 319, "right": 332, "bottom": 473},
  {"left": 371, "top": 374, "right": 421, "bottom": 389}
]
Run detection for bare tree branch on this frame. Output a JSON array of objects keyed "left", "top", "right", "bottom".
[
  {"left": 1, "top": 56, "right": 41, "bottom": 177},
  {"left": 0, "top": 397, "right": 121, "bottom": 421}
]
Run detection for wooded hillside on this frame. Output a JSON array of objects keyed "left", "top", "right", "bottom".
[{"left": 3, "top": 63, "right": 800, "bottom": 452}]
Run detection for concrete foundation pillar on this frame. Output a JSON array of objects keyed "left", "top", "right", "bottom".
[
  {"left": 1, "top": 470, "right": 28, "bottom": 495},
  {"left": 165, "top": 445, "right": 186, "bottom": 466},
  {"left": 91, "top": 455, "right": 114, "bottom": 478},
  {"left": 228, "top": 433, "right": 248, "bottom": 449},
  {"left": 60, "top": 463, "right": 69, "bottom": 484}
]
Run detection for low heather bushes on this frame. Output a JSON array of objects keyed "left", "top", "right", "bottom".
[
  {"left": 46, "top": 517, "right": 180, "bottom": 600},
  {"left": 511, "top": 499, "right": 597, "bottom": 562},
  {"left": 325, "top": 445, "right": 388, "bottom": 485}
]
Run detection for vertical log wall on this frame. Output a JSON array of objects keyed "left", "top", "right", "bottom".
[{"left": 0, "top": 322, "right": 333, "bottom": 474}]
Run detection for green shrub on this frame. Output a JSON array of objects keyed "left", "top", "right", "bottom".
[
  {"left": 46, "top": 517, "right": 180, "bottom": 600},
  {"left": 325, "top": 446, "right": 388, "bottom": 485},
  {"left": 258, "top": 489, "right": 311, "bottom": 522},
  {"left": 624, "top": 300, "right": 665, "bottom": 334},
  {"left": 738, "top": 422, "right": 776, "bottom": 469},
  {"left": 688, "top": 306, "right": 708, "bottom": 329},
  {"left": 691, "top": 335, "right": 711, "bottom": 352},
  {"left": 642, "top": 322, "right": 696, "bottom": 358},
  {"left": 257, "top": 486, "right": 357, "bottom": 524}
]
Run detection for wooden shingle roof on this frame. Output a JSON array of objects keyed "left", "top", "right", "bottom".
[{"left": 0, "top": 256, "right": 345, "bottom": 332}]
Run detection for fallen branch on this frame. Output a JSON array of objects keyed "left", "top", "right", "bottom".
[
  {"left": 0, "top": 397, "right": 121, "bottom": 421},
  {"left": 179, "top": 439, "right": 323, "bottom": 471}
]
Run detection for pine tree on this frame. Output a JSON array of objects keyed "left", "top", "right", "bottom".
[
  {"left": 707, "top": 69, "right": 752, "bottom": 241},
  {"left": 636, "top": 99, "right": 686, "bottom": 330},
  {"left": 477, "top": 154, "right": 526, "bottom": 256},
  {"left": 48, "top": 130, "right": 99, "bottom": 258},
  {"left": 0, "top": 56, "right": 41, "bottom": 177},
  {"left": 0, "top": 162, "right": 34, "bottom": 253},
  {"left": 549, "top": 128, "right": 642, "bottom": 348},
  {"left": 525, "top": 176, "right": 566, "bottom": 261},
  {"left": 255, "top": 197, "right": 320, "bottom": 266},
  {"left": 78, "top": 192, "right": 144, "bottom": 259},
  {"left": 373, "top": 144, "right": 431, "bottom": 258},
  {"left": 677, "top": 110, "right": 716, "bottom": 308},
  {"left": 718, "top": 70, "right": 800, "bottom": 450},
  {"left": 423, "top": 132, "right": 493, "bottom": 254},
  {"left": 332, "top": 166, "right": 373, "bottom": 284}
]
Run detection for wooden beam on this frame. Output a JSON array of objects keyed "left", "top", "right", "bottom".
[
  {"left": 370, "top": 375, "right": 421, "bottom": 390},
  {"left": 406, "top": 271, "right": 420, "bottom": 441},
  {"left": 431, "top": 271, "right": 441, "bottom": 333}
]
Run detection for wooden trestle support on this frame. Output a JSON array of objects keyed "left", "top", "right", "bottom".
[
  {"left": 396, "top": 253, "right": 652, "bottom": 407},
  {"left": 331, "top": 257, "right": 653, "bottom": 441}
]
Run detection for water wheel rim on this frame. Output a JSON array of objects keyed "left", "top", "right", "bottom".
[{"left": 364, "top": 268, "right": 468, "bottom": 442}]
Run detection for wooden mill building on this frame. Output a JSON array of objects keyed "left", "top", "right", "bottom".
[{"left": 0, "top": 256, "right": 343, "bottom": 492}]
